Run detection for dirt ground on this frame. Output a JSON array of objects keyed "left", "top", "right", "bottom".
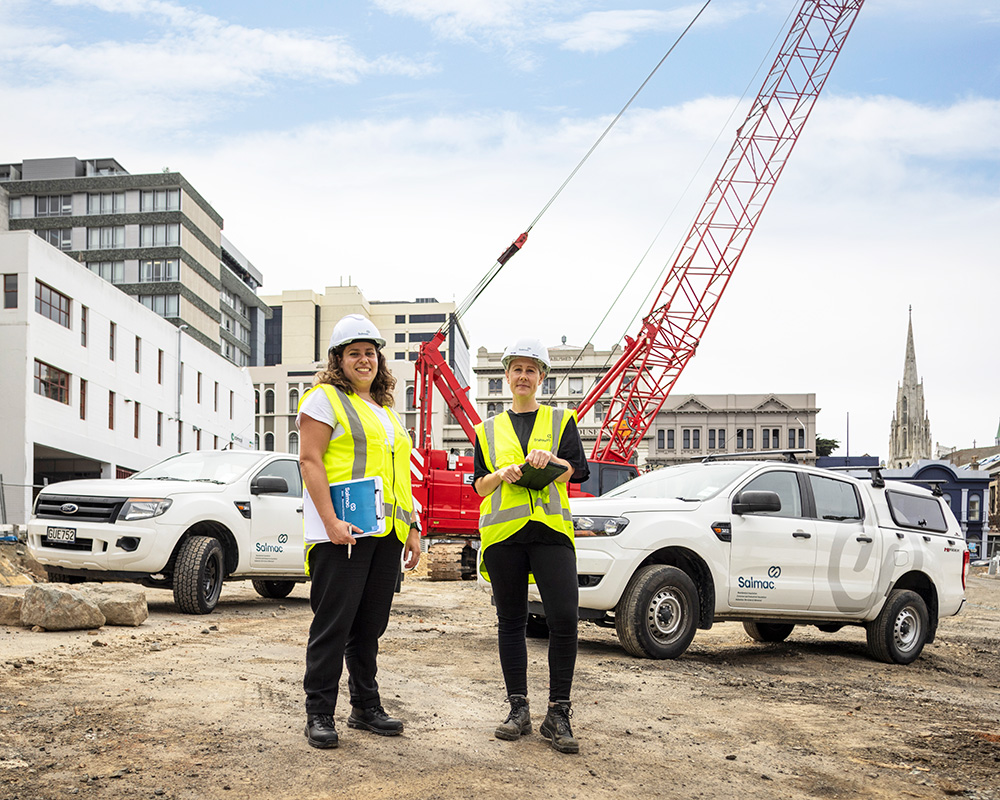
[{"left": 1, "top": 560, "right": 999, "bottom": 800}]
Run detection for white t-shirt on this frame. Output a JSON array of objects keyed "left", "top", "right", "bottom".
[{"left": 297, "top": 387, "right": 397, "bottom": 545}]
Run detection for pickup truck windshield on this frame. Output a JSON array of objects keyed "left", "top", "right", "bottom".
[
  {"left": 603, "top": 463, "right": 754, "bottom": 501},
  {"left": 131, "top": 452, "right": 264, "bottom": 484}
]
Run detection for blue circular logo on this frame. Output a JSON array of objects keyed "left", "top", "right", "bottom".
[{"left": 768, "top": 565, "right": 781, "bottom": 578}]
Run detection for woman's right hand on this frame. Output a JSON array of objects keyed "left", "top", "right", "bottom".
[
  {"left": 325, "top": 518, "right": 360, "bottom": 546},
  {"left": 496, "top": 464, "right": 523, "bottom": 483}
]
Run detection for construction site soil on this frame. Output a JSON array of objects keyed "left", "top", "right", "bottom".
[{"left": 2, "top": 554, "right": 999, "bottom": 800}]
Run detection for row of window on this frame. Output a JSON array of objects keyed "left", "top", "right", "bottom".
[
  {"left": 10, "top": 190, "right": 180, "bottom": 219},
  {"left": 34, "top": 223, "right": 181, "bottom": 252},
  {"left": 256, "top": 387, "right": 303, "bottom": 415},
  {"left": 394, "top": 313, "right": 446, "bottom": 325},
  {"left": 259, "top": 432, "right": 300, "bottom": 454},
  {"left": 33, "top": 359, "right": 237, "bottom": 443},
  {"left": 487, "top": 376, "right": 589, "bottom": 396},
  {"left": 655, "top": 427, "right": 807, "bottom": 451}
]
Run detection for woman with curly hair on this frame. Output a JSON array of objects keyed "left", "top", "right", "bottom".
[{"left": 297, "top": 313, "right": 421, "bottom": 749}]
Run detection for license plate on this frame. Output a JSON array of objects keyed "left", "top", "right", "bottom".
[{"left": 46, "top": 526, "right": 76, "bottom": 543}]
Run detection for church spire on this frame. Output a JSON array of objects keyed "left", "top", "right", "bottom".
[
  {"left": 888, "top": 307, "right": 932, "bottom": 468},
  {"left": 902, "top": 304, "right": 918, "bottom": 387}
]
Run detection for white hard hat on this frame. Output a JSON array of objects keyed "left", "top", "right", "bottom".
[
  {"left": 328, "top": 314, "right": 386, "bottom": 351},
  {"left": 502, "top": 338, "right": 550, "bottom": 372}
]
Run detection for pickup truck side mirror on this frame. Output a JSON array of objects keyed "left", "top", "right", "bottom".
[
  {"left": 251, "top": 476, "right": 289, "bottom": 495},
  {"left": 732, "top": 490, "right": 782, "bottom": 515}
]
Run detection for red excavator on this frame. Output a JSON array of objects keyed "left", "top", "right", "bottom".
[{"left": 411, "top": 0, "right": 865, "bottom": 579}]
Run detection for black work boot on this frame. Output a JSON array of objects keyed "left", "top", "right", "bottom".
[
  {"left": 305, "top": 714, "right": 339, "bottom": 749},
  {"left": 539, "top": 701, "right": 579, "bottom": 754},
  {"left": 494, "top": 694, "right": 531, "bottom": 740},
  {"left": 347, "top": 705, "right": 404, "bottom": 736}
]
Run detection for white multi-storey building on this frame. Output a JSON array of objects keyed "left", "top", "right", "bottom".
[
  {"left": 249, "top": 285, "right": 471, "bottom": 454},
  {"left": 0, "top": 230, "right": 255, "bottom": 525}
]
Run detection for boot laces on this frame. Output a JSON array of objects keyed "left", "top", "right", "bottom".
[{"left": 550, "top": 703, "right": 573, "bottom": 735}]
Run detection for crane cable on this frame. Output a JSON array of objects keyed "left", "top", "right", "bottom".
[{"left": 452, "top": 0, "right": 713, "bottom": 323}]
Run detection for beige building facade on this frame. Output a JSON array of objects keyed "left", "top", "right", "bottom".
[{"left": 250, "top": 285, "right": 471, "bottom": 454}]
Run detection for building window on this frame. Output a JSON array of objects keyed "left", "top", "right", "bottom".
[
  {"left": 197, "top": 372, "right": 202, "bottom": 404},
  {"left": 789, "top": 429, "right": 796, "bottom": 449},
  {"left": 264, "top": 432, "right": 275, "bottom": 452},
  {"left": 486, "top": 402, "right": 503, "bottom": 417},
  {"left": 542, "top": 377, "right": 555, "bottom": 395},
  {"left": 177, "top": 420, "right": 183, "bottom": 453},
  {"left": 736, "top": 429, "right": 744, "bottom": 449},
  {"left": 195, "top": 429, "right": 202, "bottom": 450},
  {"left": 3, "top": 274, "right": 16, "bottom": 309},
  {"left": 157, "top": 411, "right": 163, "bottom": 446},
  {"left": 86, "top": 261, "right": 125, "bottom": 284},
  {"left": 708, "top": 429, "right": 716, "bottom": 449},
  {"left": 139, "top": 294, "right": 180, "bottom": 317},
  {"left": 229, "top": 390, "right": 234, "bottom": 420},
  {"left": 772, "top": 429, "right": 780, "bottom": 449},
  {"left": 37, "top": 229, "right": 72, "bottom": 250},
  {"left": 108, "top": 390, "right": 115, "bottom": 429},
  {"left": 746, "top": 429, "right": 754, "bottom": 449},
  {"left": 215, "top": 382, "right": 220, "bottom": 412},
  {"left": 395, "top": 315, "right": 405, "bottom": 324},
  {"left": 33, "top": 360, "right": 70, "bottom": 404},
  {"left": 35, "top": 280, "right": 71, "bottom": 328},
  {"left": 692, "top": 429, "right": 700, "bottom": 449},
  {"left": 139, "top": 223, "right": 180, "bottom": 247},
  {"left": 289, "top": 388, "right": 299, "bottom": 412},
  {"left": 488, "top": 378, "right": 503, "bottom": 395},
  {"left": 657, "top": 429, "right": 665, "bottom": 449},
  {"left": 569, "top": 377, "right": 584, "bottom": 395},
  {"left": 969, "top": 494, "right": 981, "bottom": 522},
  {"left": 717, "top": 429, "right": 725, "bottom": 449},
  {"left": 79, "top": 378, "right": 87, "bottom": 419},
  {"left": 86, "top": 226, "right": 125, "bottom": 250},
  {"left": 80, "top": 305, "right": 88, "bottom": 345},
  {"left": 158, "top": 349, "right": 164, "bottom": 384},
  {"left": 762, "top": 429, "right": 770, "bottom": 449},
  {"left": 133, "top": 402, "right": 141, "bottom": 439},
  {"left": 134, "top": 336, "right": 141, "bottom": 372},
  {"left": 410, "top": 313, "right": 446, "bottom": 324},
  {"left": 798, "top": 428, "right": 805, "bottom": 449},
  {"left": 288, "top": 432, "right": 300, "bottom": 455},
  {"left": 394, "top": 351, "right": 405, "bottom": 360},
  {"left": 255, "top": 389, "right": 260, "bottom": 414},
  {"left": 405, "top": 385, "right": 415, "bottom": 411},
  {"left": 36, "top": 195, "right": 72, "bottom": 217},
  {"left": 140, "top": 258, "right": 179, "bottom": 282},
  {"left": 395, "top": 333, "right": 406, "bottom": 343},
  {"left": 87, "top": 192, "right": 124, "bottom": 214},
  {"left": 683, "top": 429, "right": 690, "bottom": 449},
  {"left": 667, "top": 429, "right": 675, "bottom": 449},
  {"left": 109, "top": 321, "right": 116, "bottom": 361},
  {"left": 265, "top": 389, "right": 275, "bottom": 414},
  {"left": 408, "top": 352, "right": 418, "bottom": 361},
  {"left": 594, "top": 402, "right": 605, "bottom": 422},
  {"left": 140, "top": 188, "right": 180, "bottom": 212},
  {"left": 408, "top": 332, "right": 436, "bottom": 342},
  {"left": 8, "top": 198, "right": 21, "bottom": 218}
]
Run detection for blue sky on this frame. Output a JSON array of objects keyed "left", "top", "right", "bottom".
[{"left": 2, "top": 0, "right": 998, "bottom": 460}]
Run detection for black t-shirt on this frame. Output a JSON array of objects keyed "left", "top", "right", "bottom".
[{"left": 473, "top": 409, "right": 589, "bottom": 547}]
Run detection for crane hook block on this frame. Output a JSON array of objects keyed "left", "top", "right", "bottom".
[{"left": 496, "top": 232, "right": 529, "bottom": 266}]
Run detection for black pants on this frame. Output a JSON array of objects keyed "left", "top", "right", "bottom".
[
  {"left": 482, "top": 541, "right": 579, "bottom": 703},
  {"left": 303, "top": 534, "right": 403, "bottom": 715}
]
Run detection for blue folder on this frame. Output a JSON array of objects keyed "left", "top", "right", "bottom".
[{"left": 329, "top": 476, "right": 385, "bottom": 536}]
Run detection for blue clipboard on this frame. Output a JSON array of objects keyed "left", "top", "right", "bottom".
[{"left": 329, "top": 476, "right": 385, "bottom": 536}]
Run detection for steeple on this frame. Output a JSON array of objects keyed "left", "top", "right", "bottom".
[
  {"left": 902, "top": 305, "right": 919, "bottom": 387},
  {"left": 888, "top": 307, "right": 932, "bottom": 468}
]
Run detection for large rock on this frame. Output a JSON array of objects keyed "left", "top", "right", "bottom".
[
  {"left": 20, "top": 584, "right": 106, "bottom": 631},
  {"left": 0, "top": 593, "right": 22, "bottom": 625},
  {"left": 0, "top": 551, "right": 33, "bottom": 587},
  {"left": 75, "top": 583, "right": 148, "bottom": 627}
]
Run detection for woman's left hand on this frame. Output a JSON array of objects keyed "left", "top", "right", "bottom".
[
  {"left": 403, "top": 527, "right": 422, "bottom": 570},
  {"left": 525, "top": 449, "right": 552, "bottom": 469}
]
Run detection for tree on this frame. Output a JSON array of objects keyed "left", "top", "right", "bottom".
[{"left": 816, "top": 436, "right": 840, "bottom": 457}]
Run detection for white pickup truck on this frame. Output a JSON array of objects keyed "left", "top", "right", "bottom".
[
  {"left": 26, "top": 451, "right": 307, "bottom": 614},
  {"left": 530, "top": 458, "right": 969, "bottom": 664}
]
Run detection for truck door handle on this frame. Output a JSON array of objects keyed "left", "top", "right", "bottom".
[
  {"left": 922, "top": 535, "right": 931, "bottom": 543},
  {"left": 296, "top": 507, "right": 304, "bottom": 514},
  {"left": 792, "top": 531, "right": 811, "bottom": 539},
  {"left": 856, "top": 535, "right": 873, "bottom": 543}
]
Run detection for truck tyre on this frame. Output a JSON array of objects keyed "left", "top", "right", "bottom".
[
  {"left": 174, "top": 536, "right": 225, "bottom": 614},
  {"left": 45, "top": 570, "right": 84, "bottom": 584},
  {"left": 866, "top": 589, "right": 929, "bottom": 664},
  {"left": 525, "top": 613, "right": 549, "bottom": 639},
  {"left": 743, "top": 621, "right": 794, "bottom": 643},
  {"left": 615, "top": 565, "right": 698, "bottom": 659},
  {"left": 251, "top": 579, "right": 294, "bottom": 599}
]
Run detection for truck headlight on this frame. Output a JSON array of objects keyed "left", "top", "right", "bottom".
[
  {"left": 119, "top": 498, "right": 173, "bottom": 521},
  {"left": 573, "top": 515, "right": 628, "bottom": 536}
]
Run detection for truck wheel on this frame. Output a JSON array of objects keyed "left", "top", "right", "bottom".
[
  {"left": 525, "top": 613, "right": 549, "bottom": 639},
  {"left": 174, "top": 536, "right": 224, "bottom": 614},
  {"left": 251, "top": 580, "right": 294, "bottom": 599},
  {"left": 866, "top": 589, "right": 929, "bottom": 664},
  {"left": 615, "top": 565, "right": 698, "bottom": 659},
  {"left": 45, "top": 570, "right": 84, "bottom": 584},
  {"left": 743, "top": 621, "right": 794, "bottom": 643}
]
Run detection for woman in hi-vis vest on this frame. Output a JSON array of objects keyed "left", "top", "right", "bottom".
[
  {"left": 298, "top": 314, "right": 421, "bottom": 749},
  {"left": 473, "top": 338, "right": 590, "bottom": 754}
]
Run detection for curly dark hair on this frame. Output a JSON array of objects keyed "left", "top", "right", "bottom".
[{"left": 314, "top": 344, "right": 396, "bottom": 407}]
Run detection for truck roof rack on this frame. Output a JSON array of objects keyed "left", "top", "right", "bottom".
[{"left": 700, "top": 448, "right": 812, "bottom": 464}]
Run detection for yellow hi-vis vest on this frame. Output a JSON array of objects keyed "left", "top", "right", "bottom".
[
  {"left": 301, "top": 384, "right": 413, "bottom": 573},
  {"left": 475, "top": 405, "right": 575, "bottom": 580}
]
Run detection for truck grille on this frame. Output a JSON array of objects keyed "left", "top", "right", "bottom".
[{"left": 34, "top": 495, "right": 126, "bottom": 524}]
